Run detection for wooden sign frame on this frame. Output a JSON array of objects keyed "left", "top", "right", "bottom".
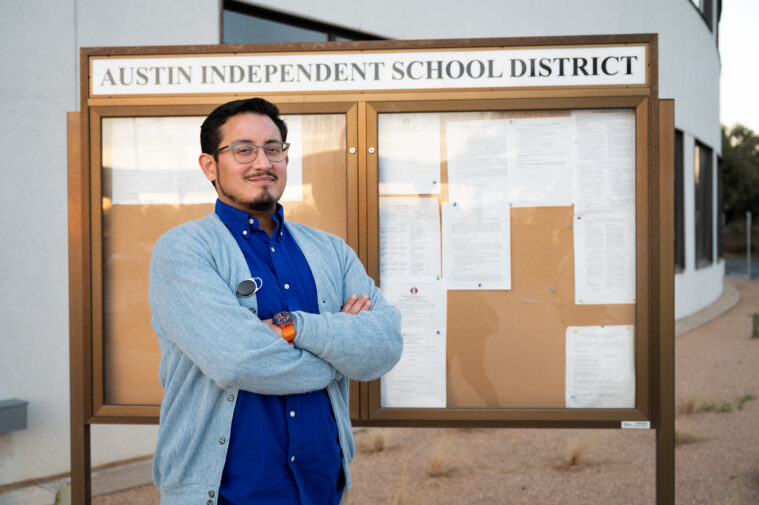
[{"left": 69, "top": 35, "right": 674, "bottom": 504}]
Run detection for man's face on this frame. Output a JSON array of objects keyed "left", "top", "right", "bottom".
[{"left": 200, "top": 112, "right": 287, "bottom": 214}]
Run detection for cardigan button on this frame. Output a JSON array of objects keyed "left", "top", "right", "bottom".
[
  {"left": 218, "top": 436, "right": 226, "bottom": 445},
  {"left": 227, "top": 394, "right": 234, "bottom": 402},
  {"left": 209, "top": 490, "right": 215, "bottom": 498}
]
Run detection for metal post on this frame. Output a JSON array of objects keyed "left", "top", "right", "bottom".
[
  {"left": 655, "top": 99, "right": 676, "bottom": 505},
  {"left": 68, "top": 111, "right": 93, "bottom": 505}
]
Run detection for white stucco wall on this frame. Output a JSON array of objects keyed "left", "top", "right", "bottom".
[{"left": 0, "top": 0, "right": 219, "bottom": 486}]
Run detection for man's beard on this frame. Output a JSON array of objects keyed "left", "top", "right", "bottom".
[{"left": 217, "top": 171, "right": 278, "bottom": 213}]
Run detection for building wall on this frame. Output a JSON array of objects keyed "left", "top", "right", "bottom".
[
  {"left": 0, "top": 0, "right": 722, "bottom": 485},
  {"left": 0, "top": 0, "right": 219, "bottom": 486}
]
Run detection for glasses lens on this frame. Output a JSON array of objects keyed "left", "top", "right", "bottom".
[
  {"left": 264, "top": 142, "right": 288, "bottom": 162},
  {"left": 232, "top": 144, "right": 257, "bottom": 163}
]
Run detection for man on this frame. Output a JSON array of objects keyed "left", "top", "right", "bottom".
[{"left": 148, "top": 98, "right": 402, "bottom": 505}]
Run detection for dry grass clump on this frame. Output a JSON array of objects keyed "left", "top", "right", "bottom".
[
  {"left": 427, "top": 442, "right": 455, "bottom": 478},
  {"left": 674, "top": 426, "right": 701, "bottom": 446},
  {"left": 563, "top": 437, "right": 589, "bottom": 469},
  {"left": 679, "top": 396, "right": 698, "bottom": 415},
  {"left": 360, "top": 428, "right": 388, "bottom": 454}
]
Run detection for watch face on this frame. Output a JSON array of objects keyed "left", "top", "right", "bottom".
[{"left": 272, "top": 311, "right": 293, "bottom": 325}]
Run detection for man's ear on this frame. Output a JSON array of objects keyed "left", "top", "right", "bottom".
[{"left": 199, "top": 153, "right": 217, "bottom": 183}]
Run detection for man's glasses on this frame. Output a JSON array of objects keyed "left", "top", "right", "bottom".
[{"left": 215, "top": 142, "right": 290, "bottom": 163}]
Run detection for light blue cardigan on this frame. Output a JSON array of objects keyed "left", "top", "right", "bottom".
[{"left": 148, "top": 212, "right": 402, "bottom": 505}]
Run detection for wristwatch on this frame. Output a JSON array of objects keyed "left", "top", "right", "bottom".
[{"left": 272, "top": 311, "right": 295, "bottom": 344}]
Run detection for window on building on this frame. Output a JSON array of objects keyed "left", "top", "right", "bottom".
[
  {"left": 222, "top": 1, "right": 382, "bottom": 44},
  {"left": 674, "top": 130, "right": 685, "bottom": 272},
  {"left": 717, "top": 155, "right": 724, "bottom": 260},
  {"left": 694, "top": 140, "right": 714, "bottom": 268},
  {"left": 689, "top": 0, "right": 714, "bottom": 31}
]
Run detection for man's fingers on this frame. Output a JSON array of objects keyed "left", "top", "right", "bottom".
[
  {"left": 341, "top": 295, "right": 358, "bottom": 313},
  {"left": 341, "top": 294, "right": 371, "bottom": 314}
]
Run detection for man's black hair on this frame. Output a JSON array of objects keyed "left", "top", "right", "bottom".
[{"left": 200, "top": 98, "right": 288, "bottom": 157}]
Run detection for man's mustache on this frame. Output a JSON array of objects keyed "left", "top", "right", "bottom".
[{"left": 244, "top": 170, "right": 278, "bottom": 181}]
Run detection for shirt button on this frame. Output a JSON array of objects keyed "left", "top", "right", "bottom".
[
  {"left": 249, "top": 218, "right": 254, "bottom": 224},
  {"left": 270, "top": 247, "right": 275, "bottom": 252},
  {"left": 290, "top": 456, "right": 296, "bottom": 462},
  {"left": 227, "top": 394, "right": 234, "bottom": 402},
  {"left": 242, "top": 230, "right": 248, "bottom": 236},
  {"left": 218, "top": 437, "right": 226, "bottom": 445},
  {"left": 209, "top": 490, "right": 215, "bottom": 498},
  {"left": 284, "top": 283, "right": 290, "bottom": 290},
  {"left": 207, "top": 500, "right": 213, "bottom": 505},
  {"left": 289, "top": 411, "right": 295, "bottom": 417}
]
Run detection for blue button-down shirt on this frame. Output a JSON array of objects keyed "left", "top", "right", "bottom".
[{"left": 215, "top": 200, "right": 344, "bottom": 505}]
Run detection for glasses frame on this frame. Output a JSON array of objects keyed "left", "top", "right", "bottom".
[{"left": 215, "top": 141, "right": 291, "bottom": 163}]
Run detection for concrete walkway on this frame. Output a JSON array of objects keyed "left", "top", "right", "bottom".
[
  {"left": 0, "top": 457, "right": 152, "bottom": 505},
  {"left": 0, "top": 277, "right": 746, "bottom": 505},
  {"left": 675, "top": 277, "right": 740, "bottom": 337}
]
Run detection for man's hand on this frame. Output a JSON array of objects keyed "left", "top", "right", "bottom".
[
  {"left": 261, "top": 318, "right": 283, "bottom": 338},
  {"left": 341, "top": 294, "right": 371, "bottom": 314}
]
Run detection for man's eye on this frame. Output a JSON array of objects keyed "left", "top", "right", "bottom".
[
  {"left": 266, "top": 146, "right": 283, "bottom": 155},
  {"left": 236, "top": 146, "right": 254, "bottom": 155}
]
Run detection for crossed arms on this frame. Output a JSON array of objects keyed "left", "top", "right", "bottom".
[{"left": 149, "top": 224, "right": 402, "bottom": 396}]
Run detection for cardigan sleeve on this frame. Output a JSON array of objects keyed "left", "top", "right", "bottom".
[
  {"left": 291, "top": 237, "right": 403, "bottom": 382},
  {"left": 149, "top": 226, "right": 338, "bottom": 395}
]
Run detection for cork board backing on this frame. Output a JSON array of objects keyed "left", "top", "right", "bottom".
[{"left": 446, "top": 206, "right": 635, "bottom": 408}]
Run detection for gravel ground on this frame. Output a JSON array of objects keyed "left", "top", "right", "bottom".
[{"left": 95, "top": 277, "right": 759, "bottom": 505}]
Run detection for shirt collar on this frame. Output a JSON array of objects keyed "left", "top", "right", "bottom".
[{"left": 214, "top": 199, "right": 285, "bottom": 237}]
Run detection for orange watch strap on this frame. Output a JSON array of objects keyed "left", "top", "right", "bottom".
[{"left": 281, "top": 322, "right": 295, "bottom": 343}]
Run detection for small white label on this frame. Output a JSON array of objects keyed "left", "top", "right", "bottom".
[{"left": 621, "top": 421, "right": 650, "bottom": 429}]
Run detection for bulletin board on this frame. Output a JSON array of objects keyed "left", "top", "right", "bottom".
[
  {"left": 365, "top": 101, "right": 649, "bottom": 424},
  {"left": 70, "top": 34, "right": 674, "bottom": 503}
]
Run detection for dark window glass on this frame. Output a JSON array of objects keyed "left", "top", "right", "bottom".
[
  {"left": 689, "top": 0, "right": 714, "bottom": 32},
  {"left": 694, "top": 140, "right": 714, "bottom": 267},
  {"left": 703, "top": 0, "right": 714, "bottom": 31},
  {"left": 674, "top": 130, "right": 685, "bottom": 272},
  {"left": 222, "top": 1, "right": 381, "bottom": 45},
  {"left": 223, "top": 10, "right": 327, "bottom": 44},
  {"left": 717, "top": 156, "right": 724, "bottom": 259}
]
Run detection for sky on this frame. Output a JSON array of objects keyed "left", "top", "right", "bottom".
[{"left": 719, "top": 0, "right": 759, "bottom": 133}]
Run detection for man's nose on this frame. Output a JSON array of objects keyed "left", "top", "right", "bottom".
[{"left": 251, "top": 148, "right": 273, "bottom": 169}]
